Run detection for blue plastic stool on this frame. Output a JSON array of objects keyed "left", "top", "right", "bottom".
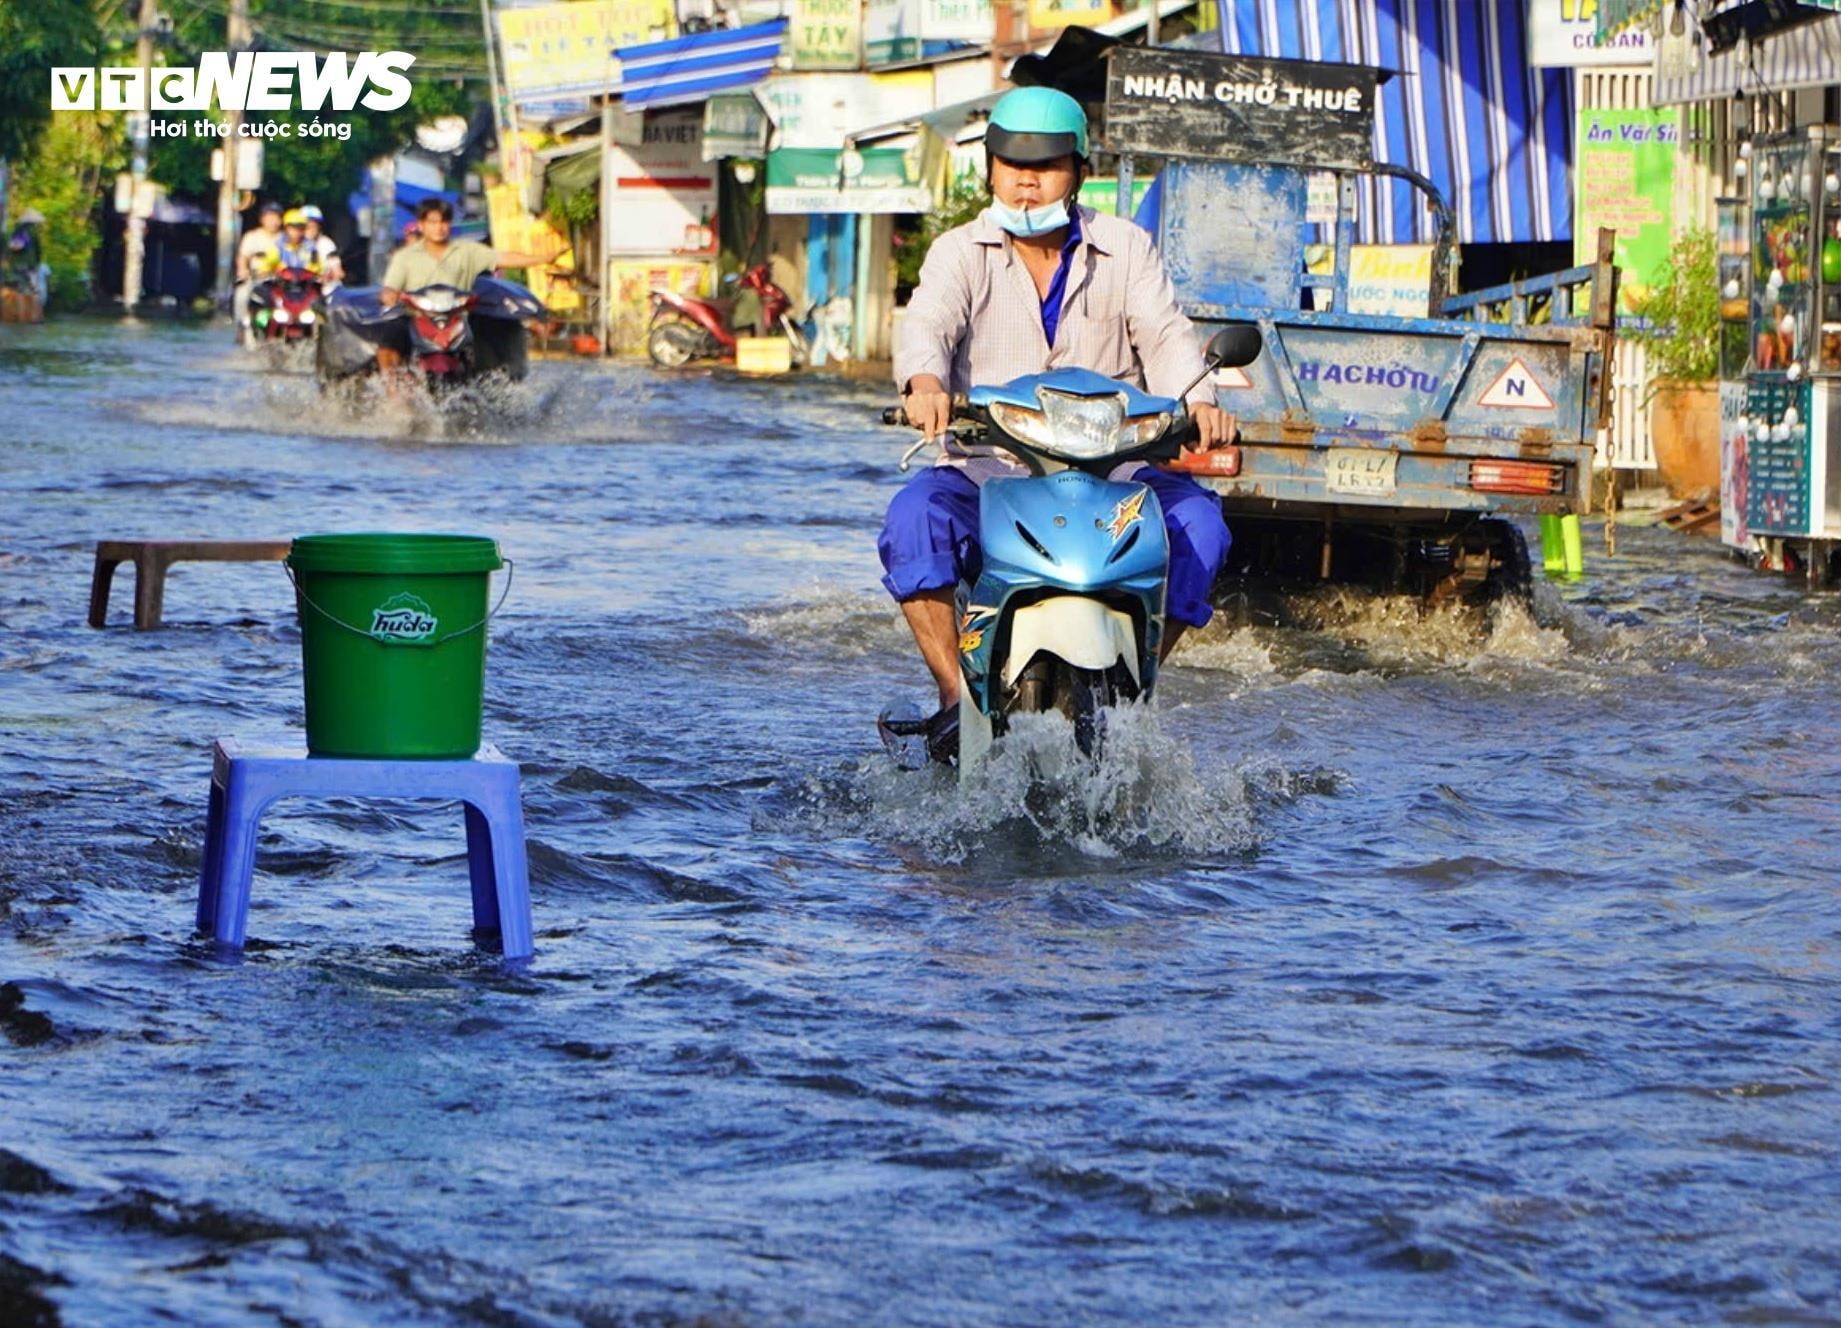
[{"left": 195, "top": 737, "right": 534, "bottom": 959}]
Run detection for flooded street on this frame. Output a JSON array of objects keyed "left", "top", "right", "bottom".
[{"left": 3, "top": 318, "right": 1839, "bottom": 1326}]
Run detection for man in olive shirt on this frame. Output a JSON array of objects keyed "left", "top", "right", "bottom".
[{"left": 379, "top": 198, "right": 557, "bottom": 305}]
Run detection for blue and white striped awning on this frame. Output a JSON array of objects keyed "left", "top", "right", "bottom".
[
  {"left": 612, "top": 19, "right": 788, "bottom": 111},
  {"left": 1216, "top": 0, "right": 1572, "bottom": 246}
]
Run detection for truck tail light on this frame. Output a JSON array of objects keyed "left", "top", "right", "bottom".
[
  {"left": 1469, "top": 460, "right": 1564, "bottom": 495},
  {"left": 1168, "top": 444, "right": 1241, "bottom": 477}
]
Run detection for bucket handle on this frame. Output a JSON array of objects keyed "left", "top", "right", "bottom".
[{"left": 284, "top": 560, "right": 514, "bottom": 647}]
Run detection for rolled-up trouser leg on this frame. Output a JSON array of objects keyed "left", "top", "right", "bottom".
[
  {"left": 878, "top": 466, "right": 982, "bottom": 601},
  {"left": 1139, "top": 468, "right": 1231, "bottom": 628},
  {"left": 232, "top": 280, "right": 251, "bottom": 337}
]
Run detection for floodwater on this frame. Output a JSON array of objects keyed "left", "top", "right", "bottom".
[{"left": 2, "top": 318, "right": 1839, "bottom": 1327}]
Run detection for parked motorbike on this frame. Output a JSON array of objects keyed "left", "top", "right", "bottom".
[
  {"left": 247, "top": 266, "right": 323, "bottom": 345},
  {"left": 318, "top": 276, "right": 544, "bottom": 392},
  {"left": 878, "top": 326, "right": 1263, "bottom": 775},
  {"left": 646, "top": 264, "right": 806, "bottom": 368}
]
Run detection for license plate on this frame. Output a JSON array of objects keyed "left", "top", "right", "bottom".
[{"left": 1324, "top": 447, "right": 1398, "bottom": 496}]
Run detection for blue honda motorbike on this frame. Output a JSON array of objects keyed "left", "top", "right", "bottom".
[{"left": 882, "top": 326, "right": 1262, "bottom": 773}]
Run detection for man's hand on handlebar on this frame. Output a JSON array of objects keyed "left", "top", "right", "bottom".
[
  {"left": 903, "top": 373, "right": 953, "bottom": 439},
  {"left": 1189, "top": 403, "right": 1237, "bottom": 452}
]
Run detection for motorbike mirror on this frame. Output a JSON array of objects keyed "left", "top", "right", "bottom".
[
  {"left": 1169, "top": 322, "right": 1265, "bottom": 408},
  {"left": 1205, "top": 324, "right": 1263, "bottom": 369}
]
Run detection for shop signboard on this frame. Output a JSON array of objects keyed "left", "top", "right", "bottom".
[
  {"left": 604, "top": 108, "right": 718, "bottom": 254},
  {"left": 866, "top": 0, "right": 996, "bottom": 64},
  {"left": 1528, "top": 0, "right": 1655, "bottom": 66},
  {"left": 1104, "top": 49, "right": 1381, "bottom": 170},
  {"left": 1346, "top": 245, "right": 1436, "bottom": 318},
  {"left": 765, "top": 146, "right": 931, "bottom": 214},
  {"left": 702, "top": 92, "right": 770, "bottom": 161},
  {"left": 1573, "top": 107, "right": 1678, "bottom": 321},
  {"left": 759, "top": 71, "right": 934, "bottom": 150},
  {"left": 791, "top": 0, "right": 862, "bottom": 69},
  {"left": 498, "top": 0, "right": 676, "bottom": 99}
]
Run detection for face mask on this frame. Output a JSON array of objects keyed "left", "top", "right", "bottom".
[{"left": 990, "top": 196, "right": 1071, "bottom": 238}]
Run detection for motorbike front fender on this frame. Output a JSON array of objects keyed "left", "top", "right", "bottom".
[{"left": 1000, "top": 596, "right": 1141, "bottom": 688}]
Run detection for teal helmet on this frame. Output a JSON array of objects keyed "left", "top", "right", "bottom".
[{"left": 986, "top": 86, "right": 1089, "bottom": 165}]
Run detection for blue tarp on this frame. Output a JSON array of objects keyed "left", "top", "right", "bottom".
[{"left": 1215, "top": 0, "right": 1572, "bottom": 246}]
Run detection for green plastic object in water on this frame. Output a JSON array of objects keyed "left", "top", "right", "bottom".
[
  {"left": 1823, "top": 236, "right": 1841, "bottom": 286},
  {"left": 287, "top": 533, "right": 505, "bottom": 758}
]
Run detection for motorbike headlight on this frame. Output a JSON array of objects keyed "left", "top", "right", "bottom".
[
  {"left": 988, "top": 400, "right": 1058, "bottom": 451},
  {"left": 1036, "top": 389, "right": 1125, "bottom": 459},
  {"left": 298, "top": 309, "right": 316, "bottom": 324},
  {"left": 989, "top": 390, "right": 1175, "bottom": 461},
  {"left": 1116, "top": 411, "right": 1173, "bottom": 449},
  {"left": 273, "top": 309, "right": 291, "bottom": 324},
  {"left": 413, "top": 289, "right": 463, "bottom": 314}
]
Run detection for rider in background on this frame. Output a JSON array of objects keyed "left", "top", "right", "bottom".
[
  {"left": 300, "top": 205, "right": 343, "bottom": 287},
  {"left": 232, "top": 201, "right": 282, "bottom": 341},
  {"left": 274, "top": 209, "right": 321, "bottom": 274},
  {"left": 881, "top": 86, "right": 1237, "bottom": 756}
]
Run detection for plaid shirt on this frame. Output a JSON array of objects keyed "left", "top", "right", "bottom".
[{"left": 894, "top": 204, "right": 1212, "bottom": 477}]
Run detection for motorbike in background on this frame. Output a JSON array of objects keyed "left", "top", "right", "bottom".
[
  {"left": 646, "top": 264, "right": 806, "bottom": 368},
  {"left": 318, "top": 277, "right": 545, "bottom": 393},
  {"left": 245, "top": 267, "right": 324, "bottom": 352}
]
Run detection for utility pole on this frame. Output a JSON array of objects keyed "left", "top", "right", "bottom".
[
  {"left": 122, "top": 0, "right": 159, "bottom": 313},
  {"left": 213, "top": 0, "right": 250, "bottom": 309}
]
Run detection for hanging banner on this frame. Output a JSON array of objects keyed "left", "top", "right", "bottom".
[
  {"left": 1028, "top": 0, "right": 1114, "bottom": 30},
  {"left": 791, "top": 0, "right": 863, "bottom": 69},
  {"left": 1573, "top": 107, "right": 1678, "bottom": 319},
  {"left": 498, "top": 0, "right": 677, "bottom": 99},
  {"left": 1528, "top": 0, "right": 1655, "bottom": 67}
]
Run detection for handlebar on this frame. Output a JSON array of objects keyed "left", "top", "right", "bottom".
[{"left": 879, "top": 396, "right": 977, "bottom": 429}]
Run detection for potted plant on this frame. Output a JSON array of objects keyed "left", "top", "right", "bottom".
[{"left": 1626, "top": 228, "right": 1721, "bottom": 498}]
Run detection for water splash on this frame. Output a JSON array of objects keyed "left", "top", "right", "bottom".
[{"left": 798, "top": 703, "right": 1262, "bottom": 864}]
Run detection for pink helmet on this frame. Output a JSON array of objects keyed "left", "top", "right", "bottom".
[{"left": 399, "top": 220, "right": 421, "bottom": 241}]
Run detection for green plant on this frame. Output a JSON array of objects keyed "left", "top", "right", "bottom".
[
  {"left": 13, "top": 113, "right": 119, "bottom": 309},
  {"left": 1626, "top": 227, "right": 1719, "bottom": 384},
  {"left": 895, "top": 171, "right": 988, "bottom": 292}
]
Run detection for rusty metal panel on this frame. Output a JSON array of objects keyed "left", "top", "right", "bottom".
[
  {"left": 1194, "top": 315, "right": 1597, "bottom": 449},
  {"left": 1104, "top": 49, "right": 1382, "bottom": 169},
  {"left": 1159, "top": 163, "right": 1307, "bottom": 311}
]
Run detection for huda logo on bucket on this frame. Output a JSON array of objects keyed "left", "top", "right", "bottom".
[{"left": 370, "top": 593, "right": 438, "bottom": 643}]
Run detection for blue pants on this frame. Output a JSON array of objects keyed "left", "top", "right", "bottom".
[{"left": 878, "top": 466, "right": 1231, "bottom": 628}]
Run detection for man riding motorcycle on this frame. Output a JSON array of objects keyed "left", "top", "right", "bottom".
[
  {"left": 373, "top": 198, "right": 558, "bottom": 372},
  {"left": 232, "top": 200, "right": 283, "bottom": 342},
  {"left": 882, "top": 87, "right": 1237, "bottom": 762}
]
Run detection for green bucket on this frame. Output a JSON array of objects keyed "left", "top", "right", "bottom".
[{"left": 287, "top": 533, "right": 508, "bottom": 759}]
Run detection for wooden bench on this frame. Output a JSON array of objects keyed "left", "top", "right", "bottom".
[{"left": 89, "top": 540, "right": 291, "bottom": 630}]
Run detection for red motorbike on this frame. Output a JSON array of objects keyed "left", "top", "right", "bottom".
[
  {"left": 646, "top": 264, "right": 806, "bottom": 368},
  {"left": 248, "top": 267, "right": 323, "bottom": 343}
]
